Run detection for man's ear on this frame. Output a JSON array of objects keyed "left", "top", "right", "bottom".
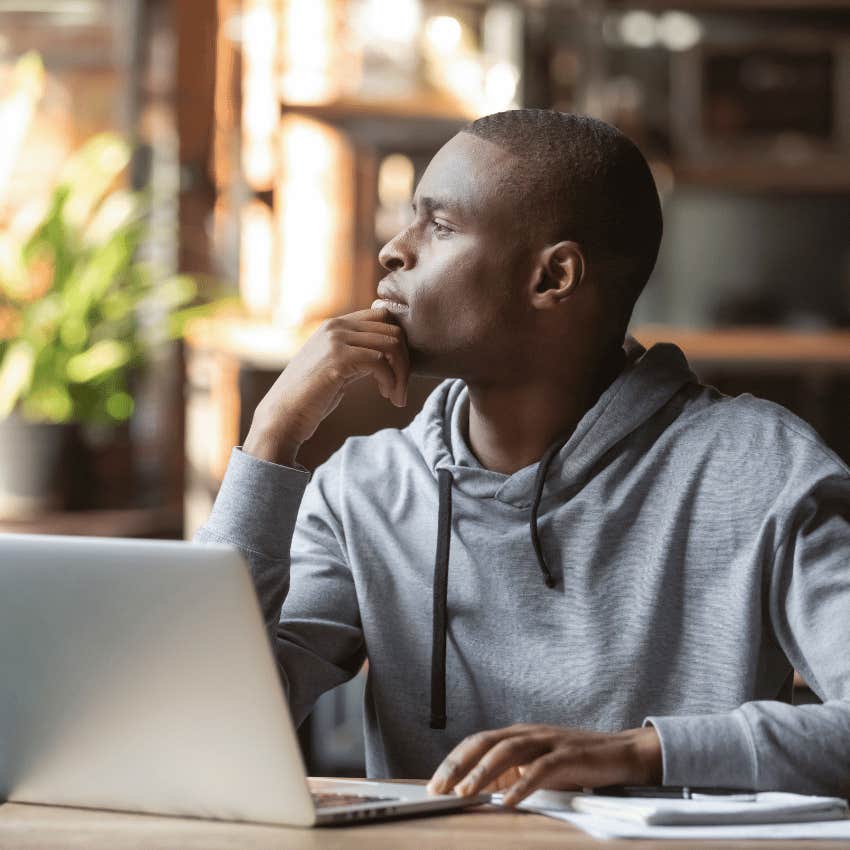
[{"left": 528, "top": 241, "right": 586, "bottom": 310}]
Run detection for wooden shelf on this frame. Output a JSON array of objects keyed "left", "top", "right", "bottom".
[
  {"left": 281, "top": 90, "right": 475, "bottom": 124},
  {"left": 0, "top": 504, "right": 183, "bottom": 539},
  {"left": 634, "top": 325, "right": 850, "bottom": 371},
  {"left": 280, "top": 92, "right": 476, "bottom": 148},
  {"left": 670, "top": 157, "right": 850, "bottom": 194}
]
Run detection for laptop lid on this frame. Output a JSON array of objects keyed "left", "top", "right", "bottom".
[{"left": 0, "top": 533, "right": 317, "bottom": 826}]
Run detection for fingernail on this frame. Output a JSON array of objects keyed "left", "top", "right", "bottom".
[{"left": 455, "top": 782, "right": 472, "bottom": 796}]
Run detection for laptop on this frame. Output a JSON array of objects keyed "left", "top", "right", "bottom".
[{"left": 0, "top": 533, "right": 487, "bottom": 826}]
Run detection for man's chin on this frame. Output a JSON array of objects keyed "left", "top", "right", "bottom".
[{"left": 408, "top": 347, "right": 463, "bottom": 381}]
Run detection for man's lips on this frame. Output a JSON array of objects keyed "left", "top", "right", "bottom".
[
  {"left": 374, "top": 283, "right": 409, "bottom": 315},
  {"left": 372, "top": 298, "right": 409, "bottom": 316}
]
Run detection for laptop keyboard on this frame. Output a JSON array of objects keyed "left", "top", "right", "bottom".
[{"left": 311, "top": 791, "right": 400, "bottom": 810}]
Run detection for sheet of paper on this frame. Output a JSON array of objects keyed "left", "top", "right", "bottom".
[
  {"left": 523, "top": 807, "right": 850, "bottom": 840},
  {"left": 571, "top": 791, "right": 848, "bottom": 826}
]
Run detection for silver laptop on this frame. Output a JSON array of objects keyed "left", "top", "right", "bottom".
[{"left": 0, "top": 533, "right": 487, "bottom": 826}]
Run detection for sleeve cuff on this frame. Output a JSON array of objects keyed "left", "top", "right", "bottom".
[
  {"left": 200, "top": 446, "right": 312, "bottom": 560},
  {"left": 642, "top": 712, "right": 758, "bottom": 788}
]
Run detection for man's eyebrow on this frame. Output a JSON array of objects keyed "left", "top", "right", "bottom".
[{"left": 411, "top": 196, "right": 464, "bottom": 216}]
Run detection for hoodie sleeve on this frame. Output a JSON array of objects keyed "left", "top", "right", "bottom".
[
  {"left": 645, "top": 470, "right": 850, "bottom": 797},
  {"left": 194, "top": 447, "right": 365, "bottom": 727}
]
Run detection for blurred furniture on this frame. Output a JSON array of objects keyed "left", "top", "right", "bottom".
[
  {"left": 0, "top": 796, "right": 837, "bottom": 849},
  {"left": 0, "top": 506, "right": 182, "bottom": 539}
]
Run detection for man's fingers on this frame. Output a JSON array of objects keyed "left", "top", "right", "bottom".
[
  {"left": 427, "top": 727, "right": 527, "bottom": 794},
  {"left": 501, "top": 741, "right": 620, "bottom": 806},
  {"left": 338, "top": 347, "right": 397, "bottom": 400},
  {"left": 335, "top": 330, "right": 403, "bottom": 354},
  {"left": 383, "top": 346, "right": 409, "bottom": 407},
  {"left": 345, "top": 318, "right": 405, "bottom": 337},
  {"left": 335, "top": 329, "right": 409, "bottom": 407},
  {"left": 453, "top": 736, "right": 552, "bottom": 797},
  {"left": 342, "top": 306, "right": 394, "bottom": 323},
  {"left": 501, "top": 751, "right": 575, "bottom": 806},
  {"left": 337, "top": 318, "right": 409, "bottom": 407}
]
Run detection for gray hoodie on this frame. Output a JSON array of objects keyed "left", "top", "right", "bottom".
[{"left": 196, "top": 336, "right": 850, "bottom": 795}]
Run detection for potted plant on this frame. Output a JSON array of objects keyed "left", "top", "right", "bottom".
[{"left": 0, "top": 130, "right": 230, "bottom": 518}]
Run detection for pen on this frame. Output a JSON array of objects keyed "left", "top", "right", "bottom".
[{"left": 591, "top": 785, "right": 758, "bottom": 801}]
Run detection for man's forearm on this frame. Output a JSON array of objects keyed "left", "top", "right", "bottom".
[{"left": 646, "top": 699, "right": 850, "bottom": 797}]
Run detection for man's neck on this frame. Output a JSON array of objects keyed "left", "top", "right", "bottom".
[{"left": 464, "top": 344, "right": 627, "bottom": 475}]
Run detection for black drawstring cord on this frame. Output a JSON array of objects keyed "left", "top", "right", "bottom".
[
  {"left": 430, "top": 468, "right": 453, "bottom": 730},
  {"left": 529, "top": 437, "right": 570, "bottom": 589},
  {"left": 430, "top": 439, "right": 565, "bottom": 729}
]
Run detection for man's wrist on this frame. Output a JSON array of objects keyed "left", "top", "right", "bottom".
[
  {"left": 621, "top": 725, "right": 663, "bottom": 785},
  {"left": 242, "top": 424, "right": 301, "bottom": 467}
]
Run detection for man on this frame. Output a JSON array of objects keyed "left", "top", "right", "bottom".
[{"left": 196, "top": 109, "right": 850, "bottom": 804}]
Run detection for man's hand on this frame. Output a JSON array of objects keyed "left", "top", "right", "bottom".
[
  {"left": 426, "top": 724, "right": 662, "bottom": 806},
  {"left": 243, "top": 307, "right": 409, "bottom": 466}
]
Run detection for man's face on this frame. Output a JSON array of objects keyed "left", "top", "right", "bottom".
[{"left": 376, "top": 132, "right": 532, "bottom": 380}]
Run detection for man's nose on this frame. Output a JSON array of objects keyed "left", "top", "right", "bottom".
[{"left": 378, "top": 232, "right": 415, "bottom": 272}]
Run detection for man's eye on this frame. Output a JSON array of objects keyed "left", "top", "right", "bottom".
[{"left": 431, "top": 220, "right": 452, "bottom": 235}]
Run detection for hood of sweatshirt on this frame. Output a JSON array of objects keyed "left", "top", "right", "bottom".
[
  {"left": 405, "top": 335, "right": 700, "bottom": 728},
  {"left": 408, "top": 335, "right": 699, "bottom": 508}
]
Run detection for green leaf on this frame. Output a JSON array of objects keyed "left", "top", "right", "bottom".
[
  {"left": 60, "top": 133, "right": 132, "bottom": 229},
  {"left": 20, "top": 383, "right": 73, "bottom": 423},
  {"left": 105, "top": 391, "right": 134, "bottom": 421},
  {"left": 0, "top": 339, "right": 35, "bottom": 417},
  {"left": 62, "top": 225, "right": 141, "bottom": 318},
  {"left": 66, "top": 339, "right": 132, "bottom": 384}
]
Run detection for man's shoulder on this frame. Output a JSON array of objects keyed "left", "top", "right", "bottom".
[
  {"left": 678, "top": 386, "right": 849, "bottom": 478},
  {"left": 340, "top": 424, "right": 419, "bottom": 462},
  {"left": 310, "top": 423, "right": 425, "bottom": 489}
]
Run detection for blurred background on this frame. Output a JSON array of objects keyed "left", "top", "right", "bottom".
[{"left": 1, "top": 0, "right": 848, "bottom": 775}]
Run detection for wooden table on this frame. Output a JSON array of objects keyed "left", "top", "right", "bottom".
[{"left": 1, "top": 800, "right": 848, "bottom": 850}]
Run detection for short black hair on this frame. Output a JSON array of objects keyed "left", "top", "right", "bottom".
[{"left": 462, "top": 109, "right": 662, "bottom": 327}]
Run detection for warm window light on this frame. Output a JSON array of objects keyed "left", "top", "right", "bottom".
[
  {"left": 445, "top": 56, "right": 484, "bottom": 110},
  {"left": 242, "top": 0, "right": 278, "bottom": 189},
  {"left": 425, "top": 15, "right": 462, "bottom": 55},
  {"left": 619, "top": 11, "right": 657, "bottom": 49},
  {"left": 241, "top": 0, "right": 276, "bottom": 59},
  {"left": 353, "top": 0, "right": 421, "bottom": 45},
  {"left": 242, "top": 67, "right": 278, "bottom": 188},
  {"left": 378, "top": 154, "right": 414, "bottom": 208},
  {"left": 240, "top": 200, "right": 274, "bottom": 317},
  {"left": 484, "top": 61, "right": 520, "bottom": 111},
  {"left": 279, "top": 0, "right": 338, "bottom": 104},
  {"left": 0, "top": 53, "right": 45, "bottom": 211},
  {"left": 274, "top": 116, "right": 353, "bottom": 329},
  {"left": 376, "top": 153, "right": 415, "bottom": 242},
  {"left": 657, "top": 11, "right": 702, "bottom": 52}
]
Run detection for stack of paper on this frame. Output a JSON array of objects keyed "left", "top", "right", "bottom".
[
  {"left": 572, "top": 791, "right": 848, "bottom": 825},
  {"left": 492, "top": 790, "right": 850, "bottom": 840}
]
